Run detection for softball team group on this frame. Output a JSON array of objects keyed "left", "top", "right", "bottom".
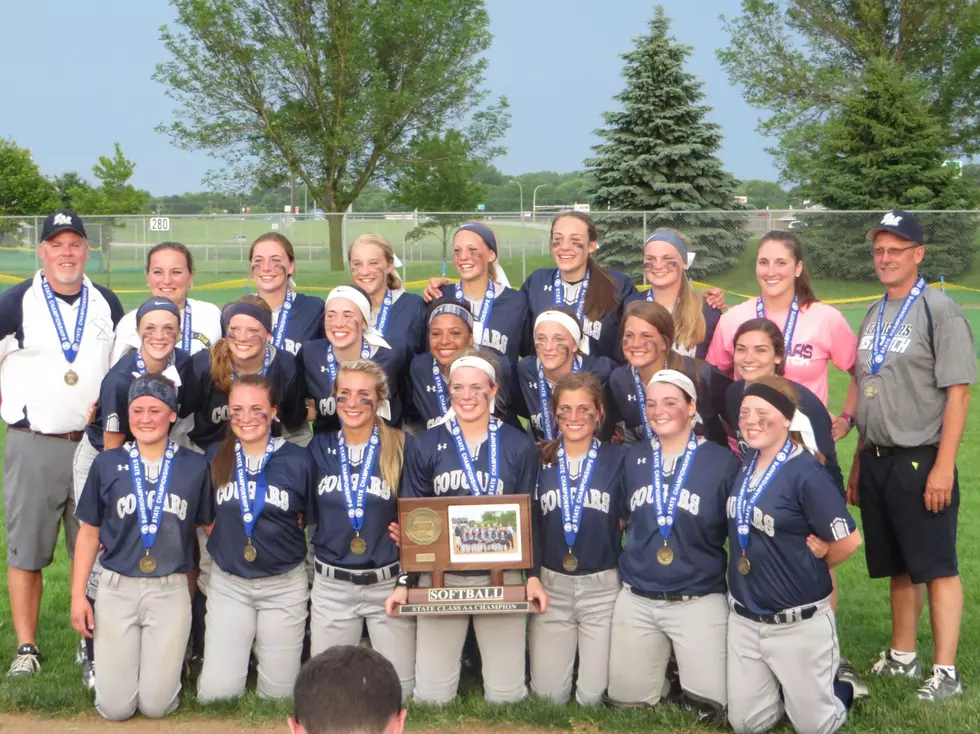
[{"left": 70, "top": 212, "right": 869, "bottom": 733}]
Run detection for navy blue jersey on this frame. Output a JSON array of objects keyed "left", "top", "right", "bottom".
[
  {"left": 514, "top": 354, "right": 616, "bottom": 442},
  {"left": 607, "top": 357, "right": 731, "bottom": 446},
  {"left": 725, "top": 379, "right": 843, "bottom": 494},
  {"left": 207, "top": 440, "right": 315, "bottom": 579},
  {"left": 625, "top": 292, "right": 722, "bottom": 360},
  {"left": 533, "top": 442, "right": 626, "bottom": 576},
  {"left": 620, "top": 439, "right": 739, "bottom": 596},
  {"left": 407, "top": 352, "right": 522, "bottom": 430},
  {"left": 299, "top": 338, "right": 409, "bottom": 432},
  {"left": 401, "top": 420, "right": 539, "bottom": 499},
  {"left": 727, "top": 448, "right": 857, "bottom": 615},
  {"left": 375, "top": 290, "right": 427, "bottom": 357},
  {"left": 76, "top": 445, "right": 214, "bottom": 577},
  {"left": 185, "top": 347, "right": 308, "bottom": 451},
  {"left": 272, "top": 291, "right": 325, "bottom": 356},
  {"left": 84, "top": 349, "right": 194, "bottom": 451},
  {"left": 520, "top": 267, "right": 638, "bottom": 361},
  {"left": 438, "top": 283, "right": 530, "bottom": 366},
  {"left": 309, "top": 430, "right": 414, "bottom": 569}
]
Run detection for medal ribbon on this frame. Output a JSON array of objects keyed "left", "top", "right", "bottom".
[
  {"left": 631, "top": 367, "right": 654, "bottom": 441},
  {"left": 179, "top": 300, "right": 193, "bottom": 352},
  {"left": 447, "top": 415, "right": 500, "bottom": 496},
  {"left": 557, "top": 438, "right": 599, "bottom": 549},
  {"left": 40, "top": 275, "right": 88, "bottom": 366},
  {"left": 337, "top": 425, "right": 381, "bottom": 534},
  {"left": 234, "top": 436, "right": 275, "bottom": 539},
  {"left": 271, "top": 290, "right": 295, "bottom": 350},
  {"left": 870, "top": 276, "right": 926, "bottom": 376},
  {"left": 431, "top": 359, "right": 450, "bottom": 414},
  {"left": 326, "top": 339, "right": 371, "bottom": 381},
  {"left": 756, "top": 295, "right": 800, "bottom": 355},
  {"left": 374, "top": 287, "right": 394, "bottom": 335},
  {"left": 652, "top": 432, "right": 698, "bottom": 543},
  {"left": 129, "top": 441, "right": 176, "bottom": 552},
  {"left": 735, "top": 437, "right": 794, "bottom": 553},
  {"left": 455, "top": 279, "right": 496, "bottom": 347},
  {"left": 553, "top": 268, "right": 591, "bottom": 321}
]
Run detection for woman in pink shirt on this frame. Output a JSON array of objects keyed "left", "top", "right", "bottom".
[{"left": 706, "top": 231, "right": 856, "bottom": 407}]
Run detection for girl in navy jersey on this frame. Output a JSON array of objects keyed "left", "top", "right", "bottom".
[
  {"left": 527, "top": 372, "right": 625, "bottom": 705},
  {"left": 515, "top": 307, "right": 616, "bottom": 442},
  {"left": 348, "top": 234, "right": 427, "bottom": 356},
  {"left": 408, "top": 297, "right": 520, "bottom": 430},
  {"left": 521, "top": 211, "right": 638, "bottom": 360},
  {"left": 250, "top": 232, "right": 324, "bottom": 355},
  {"left": 300, "top": 285, "right": 407, "bottom": 433},
  {"left": 387, "top": 347, "right": 543, "bottom": 704},
  {"left": 636, "top": 229, "right": 722, "bottom": 359},
  {"left": 727, "top": 376, "right": 863, "bottom": 734},
  {"left": 608, "top": 370, "right": 739, "bottom": 713},
  {"left": 308, "top": 360, "right": 415, "bottom": 699},
  {"left": 197, "top": 374, "right": 316, "bottom": 701},
  {"left": 421, "top": 222, "right": 530, "bottom": 365},
  {"left": 112, "top": 242, "right": 223, "bottom": 363},
  {"left": 607, "top": 300, "right": 730, "bottom": 445},
  {"left": 185, "top": 296, "right": 307, "bottom": 452},
  {"left": 725, "top": 318, "right": 842, "bottom": 492},
  {"left": 72, "top": 373, "right": 214, "bottom": 720}
]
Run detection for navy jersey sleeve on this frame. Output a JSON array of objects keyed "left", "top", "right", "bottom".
[
  {"left": 530, "top": 468, "right": 545, "bottom": 578},
  {"left": 799, "top": 456, "right": 856, "bottom": 542},
  {"left": 723, "top": 381, "right": 743, "bottom": 440},
  {"left": 516, "top": 435, "right": 540, "bottom": 496},
  {"left": 196, "top": 469, "right": 216, "bottom": 526},
  {"left": 401, "top": 433, "right": 436, "bottom": 498},
  {"left": 797, "top": 384, "right": 844, "bottom": 494},
  {"left": 0, "top": 280, "right": 29, "bottom": 341},
  {"left": 275, "top": 351, "right": 309, "bottom": 431},
  {"left": 75, "top": 457, "right": 106, "bottom": 526},
  {"left": 93, "top": 283, "right": 126, "bottom": 327},
  {"left": 101, "top": 369, "right": 131, "bottom": 435},
  {"left": 700, "top": 302, "right": 722, "bottom": 360},
  {"left": 513, "top": 358, "right": 534, "bottom": 419},
  {"left": 617, "top": 272, "right": 639, "bottom": 303}
]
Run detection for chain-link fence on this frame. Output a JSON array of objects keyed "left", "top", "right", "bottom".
[{"left": 3, "top": 210, "right": 979, "bottom": 310}]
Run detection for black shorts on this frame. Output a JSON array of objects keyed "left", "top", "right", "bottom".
[{"left": 858, "top": 445, "right": 959, "bottom": 584}]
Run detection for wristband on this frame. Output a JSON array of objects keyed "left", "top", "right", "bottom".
[{"left": 840, "top": 412, "right": 855, "bottom": 427}]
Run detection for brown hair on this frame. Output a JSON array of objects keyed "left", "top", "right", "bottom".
[
  {"left": 751, "top": 375, "right": 824, "bottom": 465},
  {"left": 146, "top": 241, "right": 194, "bottom": 273},
  {"left": 620, "top": 300, "right": 686, "bottom": 372},
  {"left": 210, "top": 374, "right": 279, "bottom": 489},
  {"left": 539, "top": 372, "right": 605, "bottom": 464},
  {"left": 334, "top": 359, "right": 406, "bottom": 494},
  {"left": 211, "top": 295, "right": 272, "bottom": 393},
  {"left": 757, "top": 231, "right": 817, "bottom": 308},
  {"left": 646, "top": 227, "right": 706, "bottom": 351},
  {"left": 551, "top": 211, "right": 620, "bottom": 323},
  {"left": 349, "top": 234, "right": 403, "bottom": 290},
  {"left": 249, "top": 232, "right": 296, "bottom": 263},
  {"left": 733, "top": 318, "right": 786, "bottom": 377}
]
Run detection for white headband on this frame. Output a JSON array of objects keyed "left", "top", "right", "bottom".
[
  {"left": 647, "top": 369, "right": 697, "bottom": 402},
  {"left": 326, "top": 286, "right": 391, "bottom": 349},
  {"left": 449, "top": 355, "right": 496, "bottom": 384},
  {"left": 789, "top": 410, "right": 818, "bottom": 457},
  {"left": 534, "top": 310, "right": 590, "bottom": 355}
]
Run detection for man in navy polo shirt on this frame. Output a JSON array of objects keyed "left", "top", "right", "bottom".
[{"left": 0, "top": 211, "right": 123, "bottom": 676}]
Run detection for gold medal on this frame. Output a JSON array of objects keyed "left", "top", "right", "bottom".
[
  {"left": 244, "top": 543, "right": 257, "bottom": 562},
  {"left": 350, "top": 535, "right": 367, "bottom": 555},
  {"left": 864, "top": 383, "right": 878, "bottom": 399},
  {"left": 64, "top": 370, "right": 79, "bottom": 386},
  {"left": 562, "top": 552, "right": 579, "bottom": 573},
  {"left": 139, "top": 553, "right": 157, "bottom": 574},
  {"left": 657, "top": 545, "right": 674, "bottom": 566},
  {"left": 737, "top": 555, "right": 751, "bottom": 576}
]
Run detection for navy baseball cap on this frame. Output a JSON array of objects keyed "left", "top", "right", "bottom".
[
  {"left": 40, "top": 210, "right": 87, "bottom": 242},
  {"left": 866, "top": 210, "right": 924, "bottom": 245}
]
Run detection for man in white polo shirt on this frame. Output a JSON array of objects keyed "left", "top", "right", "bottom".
[{"left": 0, "top": 211, "right": 123, "bottom": 676}]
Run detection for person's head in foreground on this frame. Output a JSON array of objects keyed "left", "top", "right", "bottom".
[{"left": 289, "top": 645, "right": 406, "bottom": 734}]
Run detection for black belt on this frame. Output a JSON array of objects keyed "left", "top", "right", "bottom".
[
  {"left": 313, "top": 560, "right": 399, "bottom": 586},
  {"left": 864, "top": 443, "right": 936, "bottom": 458},
  {"left": 629, "top": 587, "right": 700, "bottom": 603},
  {"left": 733, "top": 601, "right": 817, "bottom": 625}
]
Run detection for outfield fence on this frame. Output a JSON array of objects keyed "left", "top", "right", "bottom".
[{"left": 2, "top": 210, "right": 980, "bottom": 309}]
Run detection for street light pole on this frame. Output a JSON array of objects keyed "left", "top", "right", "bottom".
[
  {"left": 509, "top": 180, "right": 524, "bottom": 217},
  {"left": 532, "top": 184, "right": 550, "bottom": 221}
]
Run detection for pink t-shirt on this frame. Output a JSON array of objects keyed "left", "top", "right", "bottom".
[{"left": 706, "top": 298, "right": 856, "bottom": 406}]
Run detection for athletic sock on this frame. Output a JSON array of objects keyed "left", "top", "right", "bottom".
[
  {"left": 934, "top": 664, "right": 958, "bottom": 679},
  {"left": 890, "top": 649, "right": 917, "bottom": 665},
  {"left": 833, "top": 679, "right": 854, "bottom": 709}
]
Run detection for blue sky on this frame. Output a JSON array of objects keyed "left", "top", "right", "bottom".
[{"left": 0, "top": 0, "right": 777, "bottom": 195}]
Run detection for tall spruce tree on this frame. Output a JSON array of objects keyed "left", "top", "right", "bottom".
[
  {"left": 797, "top": 59, "right": 980, "bottom": 282},
  {"left": 586, "top": 6, "right": 745, "bottom": 281}
]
